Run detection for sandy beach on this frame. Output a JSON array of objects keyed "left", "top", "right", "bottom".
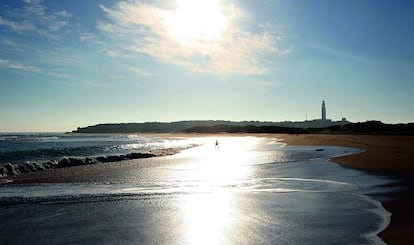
[
  {"left": 278, "top": 134, "right": 414, "bottom": 245},
  {"left": 278, "top": 134, "right": 414, "bottom": 172},
  {"left": 4, "top": 133, "right": 414, "bottom": 244}
]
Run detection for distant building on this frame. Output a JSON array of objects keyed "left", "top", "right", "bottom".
[
  {"left": 321, "top": 100, "right": 327, "bottom": 120},
  {"left": 276, "top": 100, "right": 349, "bottom": 128}
]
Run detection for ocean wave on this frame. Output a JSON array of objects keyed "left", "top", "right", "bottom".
[
  {"left": 0, "top": 145, "right": 109, "bottom": 164},
  {"left": 0, "top": 145, "right": 199, "bottom": 179},
  {"left": 0, "top": 133, "right": 61, "bottom": 142},
  {"left": 0, "top": 133, "right": 144, "bottom": 142}
]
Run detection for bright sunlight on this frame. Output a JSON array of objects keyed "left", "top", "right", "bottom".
[{"left": 167, "top": 0, "right": 229, "bottom": 45}]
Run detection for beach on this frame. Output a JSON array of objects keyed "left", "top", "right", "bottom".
[
  {"left": 278, "top": 134, "right": 414, "bottom": 172},
  {"left": 278, "top": 134, "right": 414, "bottom": 244},
  {"left": 1, "top": 133, "right": 412, "bottom": 244},
  {"left": 2, "top": 0, "right": 412, "bottom": 244}
]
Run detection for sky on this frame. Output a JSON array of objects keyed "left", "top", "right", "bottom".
[{"left": 1, "top": 0, "right": 413, "bottom": 132}]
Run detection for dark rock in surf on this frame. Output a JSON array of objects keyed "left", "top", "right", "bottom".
[
  {"left": 18, "top": 163, "right": 34, "bottom": 173},
  {"left": 68, "top": 158, "right": 86, "bottom": 166},
  {"left": 4, "top": 163, "right": 20, "bottom": 176},
  {"left": 105, "top": 155, "right": 124, "bottom": 162},
  {"left": 25, "top": 162, "right": 37, "bottom": 172},
  {"left": 43, "top": 160, "right": 58, "bottom": 169},
  {"left": 0, "top": 166, "right": 7, "bottom": 177},
  {"left": 57, "top": 158, "right": 73, "bottom": 168},
  {"left": 95, "top": 156, "right": 108, "bottom": 163},
  {"left": 126, "top": 152, "right": 154, "bottom": 159},
  {"left": 34, "top": 162, "right": 46, "bottom": 171},
  {"left": 84, "top": 158, "right": 99, "bottom": 165}
]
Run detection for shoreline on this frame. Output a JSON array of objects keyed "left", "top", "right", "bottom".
[
  {"left": 3, "top": 133, "right": 414, "bottom": 244},
  {"left": 277, "top": 133, "right": 414, "bottom": 245}
]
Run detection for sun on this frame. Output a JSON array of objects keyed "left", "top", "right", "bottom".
[{"left": 167, "top": 0, "right": 229, "bottom": 45}]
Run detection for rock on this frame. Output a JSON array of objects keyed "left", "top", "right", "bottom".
[
  {"left": 41, "top": 162, "right": 51, "bottom": 169},
  {"left": 126, "top": 152, "right": 154, "bottom": 159},
  {"left": 57, "top": 158, "right": 72, "bottom": 168},
  {"left": 43, "top": 160, "right": 58, "bottom": 169},
  {"left": 34, "top": 162, "right": 46, "bottom": 171},
  {"left": 84, "top": 158, "right": 99, "bottom": 165},
  {"left": 57, "top": 157, "right": 87, "bottom": 168},
  {"left": 18, "top": 163, "right": 33, "bottom": 173},
  {"left": 4, "top": 163, "right": 20, "bottom": 176},
  {"left": 68, "top": 158, "right": 85, "bottom": 166},
  {"left": 0, "top": 166, "right": 7, "bottom": 177},
  {"left": 25, "top": 162, "right": 37, "bottom": 172},
  {"left": 105, "top": 155, "right": 123, "bottom": 162},
  {"left": 96, "top": 156, "right": 108, "bottom": 163}
]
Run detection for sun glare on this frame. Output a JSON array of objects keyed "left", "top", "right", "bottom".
[{"left": 167, "top": 0, "right": 228, "bottom": 45}]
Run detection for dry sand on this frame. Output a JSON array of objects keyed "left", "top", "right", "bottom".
[{"left": 277, "top": 134, "right": 414, "bottom": 172}]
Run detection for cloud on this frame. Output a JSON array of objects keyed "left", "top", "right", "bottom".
[
  {"left": 22, "top": 0, "right": 41, "bottom": 4},
  {"left": 127, "top": 66, "right": 152, "bottom": 77},
  {"left": 0, "top": 1, "right": 77, "bottom": 79},
  {"left": 308, "top": 43, "right": 371, "bottom": 63},
  {"left": 0, "top": 0, "right": 72, "bottom": 39},
  {"left": 0, "top": 58, "right": 65, "bottom": 77},
  {"left": 0, "top": 58, "right": 41, "bottom": 73},
  {"left": 99, "top": 1, "right": 290, "bottom": 76},
  {"left": 79, "top": 32, "right": 103, "bottom": 45},
  {"left": 0, "top": 16, "right": 34, "bottom": 32}
]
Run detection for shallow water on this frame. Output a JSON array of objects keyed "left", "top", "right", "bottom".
[
  {"left": 0, "top": 133, "right": 199, "bottom": 164},
  {"left": 0, "top": 136, "right": 393, "bottom": 244}
]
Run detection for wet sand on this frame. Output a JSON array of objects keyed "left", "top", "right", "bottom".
[
  {"left": 278, "top": 134, "right": 414, "bottom": 245},
  {"left": 6, "top": 133, "right": 414, "bottom": 244}
]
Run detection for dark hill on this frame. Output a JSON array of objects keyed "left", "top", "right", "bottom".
[
  {"left": 73, "top": 120, "right": 275, "bottom": 134},
  {"left": 183, "top": 125, "right": 309, "bottom": 134},
  {"left": 72, "top": 120, "right": 414, "bottom": 135},
  {"left": 313, "top": 121, "right": 414, "bottom": 135}
]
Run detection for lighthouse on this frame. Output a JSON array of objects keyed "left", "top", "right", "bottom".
[{"left": 321, "top": 100, "right": 327, "bottom": 120}]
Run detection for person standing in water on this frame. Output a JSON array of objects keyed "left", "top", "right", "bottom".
[{"left": 215, "top": 140, "right": 219, "bottom": 150}]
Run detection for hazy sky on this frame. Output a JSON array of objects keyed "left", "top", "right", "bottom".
[{"left": 1, "top": 0, "right": 413, "bottom": 132}]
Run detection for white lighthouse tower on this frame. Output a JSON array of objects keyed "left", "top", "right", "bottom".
[{"left": 321, "top": 100, "right": 327, "bottom": 120}]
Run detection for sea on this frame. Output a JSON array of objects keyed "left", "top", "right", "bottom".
[{"left": 0, "top": 133, "right": 397, "bottom": 244}]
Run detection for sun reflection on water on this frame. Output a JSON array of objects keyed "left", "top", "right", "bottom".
[
  {"left": 173, "top": 137, "right": 259, "bottom": 244},
  {"left": 182, "top": 190, "right": 236, "bottom": 245},
  {"left": 172, "top": 137, "right": 259, "bottom": 181}
]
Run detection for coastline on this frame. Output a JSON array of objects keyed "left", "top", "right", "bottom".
[
  {"left": 278, "top": 133, "right": 414, "bottom": 245},
  {"left": 3, "top": 133, "right": 413, "bottom": 244}
]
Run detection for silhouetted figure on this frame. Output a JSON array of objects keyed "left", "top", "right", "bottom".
[{"left": 215, "top": 140, "right": 219, "bottom": 150}]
